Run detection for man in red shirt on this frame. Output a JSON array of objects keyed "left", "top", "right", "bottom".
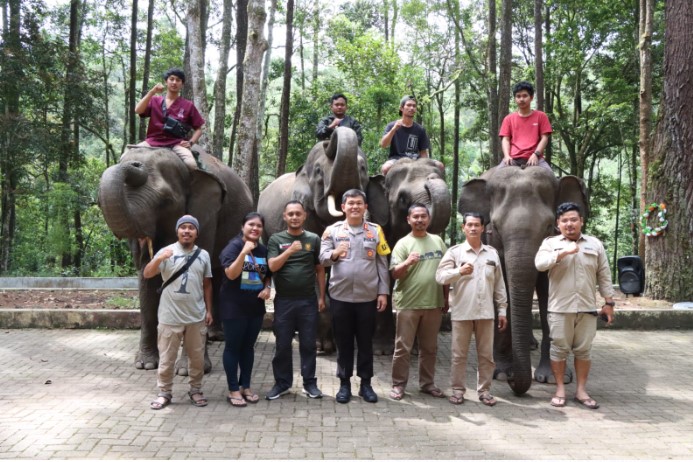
[
  {"left": 134, "top": 68, "right": 205, "bottom": 171},
  {"left": 498, "top": 81, "right": 552, "bottom": 171}
]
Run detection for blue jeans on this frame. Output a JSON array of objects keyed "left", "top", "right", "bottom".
[
  {"left": 222, "top": 316, "right": 264, "bottom": 391},
  {"left": 271, "top": 296, "right": 319, "bottom": 389}
]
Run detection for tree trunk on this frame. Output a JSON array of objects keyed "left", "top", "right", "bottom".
[
  {"left": 138, "top": 0, "right": 155, "bottom": 141},
  {"left": 211, "top": 0, "right": 233, "bottom": 159},
  {"left": 644, "top": 0, "right": 693, "bottom": 301},
  {"left": 497, "top": 0, "right": 513, "bottom": 166},
  {"left": 638, "top": 0, "right": 653, "bottom": 259},
  {"left": 128, "top": 0, "right": 137, "bottom": 144},
  {"left": 186, "top": 0, "right": 209, "bottom": 151},
  {"left": 232, "top": 0, "right": 267, "bottom": 194},
  {"left": 311, "top": 1, "right": 318, "bottom": 87},
  {"left": 276, "top": 0, "right": 294, "bottom": 177},
  {"left": 228, "top": 0, "right": 248, "bottom": 167},
  {"left": 534, "top": 0, "right": 544, "bottom": 111},
  {"left": 486, "top": 0, "right": 499, "bottom": 167},
  {"left": 0, "top": 0, "right": 21, "bottom": 273},
  {"left": 451, "top": 2, "right": 461, "bottom": 246},
  {"left": 255, "top": 0, "right": 277, "bottom": 175}
]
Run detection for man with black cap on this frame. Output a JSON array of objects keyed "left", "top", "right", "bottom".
[
  {"left": 379, "top": 95, "right": 444, "bottom": 175},
  {"left": 144, "top": 214, "right": 213, "bottom": 410},
  {"left": 135, "top": 68, "right": 205, "bottom": 171}
]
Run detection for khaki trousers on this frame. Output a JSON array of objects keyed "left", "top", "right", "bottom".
[
  {"left": 450, "top": 319, "right": 495, "bottom": 397},
  {"left": 156, "top": 321, "right": 207, "bottom": 394},
  {"left": 391, "top": 308, "right": 442, "bottom": 390},
  {"left": 136, "top": 141, "right": 197, "bottom": 171}
]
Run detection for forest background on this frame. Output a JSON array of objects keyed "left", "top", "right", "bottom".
[{"left": 0, "top": 0, "right": 690, "bottom": 302}]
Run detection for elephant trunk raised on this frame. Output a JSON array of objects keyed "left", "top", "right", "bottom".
[
  {"left": 422, "top": 177, "right": 451, "bottom": 235},
  {"left": 320, "top": 127, "right": 365, "bottom": 219}
]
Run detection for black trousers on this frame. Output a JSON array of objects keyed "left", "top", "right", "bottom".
[
  {"left": 330, "top": 297, "right": 376, "bottom": 381},
  {"left": 271, "top": 296, "right": 318, "bottom": 389}
]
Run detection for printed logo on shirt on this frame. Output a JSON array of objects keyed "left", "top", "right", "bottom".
[
  {"left": 177, "top": 108, "right": 185, "bottom": 118},
  {"left": 417, "top": 250, "right": 444, "bottom": 261},
  {"left": 406, "top": 134, "right": 419, "bottom": 152},
  {"left": 241, "top": 255, "right": 266, "bottom": 291}
]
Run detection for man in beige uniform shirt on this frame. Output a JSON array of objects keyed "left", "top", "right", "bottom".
[
  {"left": 535, "top": 202, "right": 615, "bottom": 410},
  {"left": 436, "top": 212, "right": 507, "bottom": 406}
]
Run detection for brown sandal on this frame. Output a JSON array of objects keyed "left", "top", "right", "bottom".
[
  {"left": 188, "top": 391, "right": 208, "bottom": 407},
  {"left": 448, "top": 393, "right": 465, "bottom": 405},
  {"left": 421, "top": 386, "right": 445, "bottom": 398},
  {"left": 479, "top": 393, "right": 497, "bottom": 406},
  {"left": 241, "top": 388, "right": 260, "bottom": 404},
  {"left": 389, "top": 386, "right": 405, "bottom": 400}
]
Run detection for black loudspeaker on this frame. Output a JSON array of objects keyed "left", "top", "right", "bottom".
[{"left": 617, "top": 256, "right": 645, "bottom": 295}]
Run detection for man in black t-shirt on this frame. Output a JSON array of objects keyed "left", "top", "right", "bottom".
[
  {"left": 265, "top": 201, "right": 326, "bottom": 400},
  {"left": 379, "top": 95, "right": 444, "bottom": 175}
]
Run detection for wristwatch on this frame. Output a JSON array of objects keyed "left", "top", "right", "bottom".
[
  {"left": 604, "top": 301, "right": 615, "bottom": 307},
  {"left": 533, "top": 151, "right": 541, "bottom": 157}
]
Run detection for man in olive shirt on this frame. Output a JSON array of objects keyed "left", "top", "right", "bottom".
[
  {"left": 389, "top": 204, "right": 448, "bottom": 400},
  {"left": 266, "top": 201, "right": 326, "bottom": 400},
  {"left": 535, "top": 202, "right": 615, "bottom": 409}
]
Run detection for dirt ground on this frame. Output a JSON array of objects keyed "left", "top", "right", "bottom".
[
  {"left": 0, "top": 289, "right": 139, "bottom": 309},
  {"left": 0, "top": 288, "right": 673, "bottom": 310}
]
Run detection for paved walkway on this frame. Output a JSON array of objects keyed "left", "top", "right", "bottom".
[{"left": 1, "top": 329, "right": 692, "bottom": 459}]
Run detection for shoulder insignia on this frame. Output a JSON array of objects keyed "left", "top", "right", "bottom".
[{"left": 376, "top": 225, "right": 391, "bottom": 256}]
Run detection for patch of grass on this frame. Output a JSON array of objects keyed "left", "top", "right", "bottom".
[{"left": 105, "top": 295, "right": 139, "bottom": 309}]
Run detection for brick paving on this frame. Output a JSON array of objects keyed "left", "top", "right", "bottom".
[{"left": 0, "top": 328, "right": 692, "bottom": 459}]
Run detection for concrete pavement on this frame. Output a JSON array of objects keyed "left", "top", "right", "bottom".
[{"left": 1, "top": 328, "right": 692, "bottom": 459}]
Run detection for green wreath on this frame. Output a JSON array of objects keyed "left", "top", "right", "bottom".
[{"left": 641, "top": 202, "right": 668, "bottom": 237}]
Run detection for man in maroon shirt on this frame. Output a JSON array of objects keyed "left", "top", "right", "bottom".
[
  {"left": 134, "top": 68, "right": 205, "bottom": 171},
  {"left": 498, "top": 81, "right": 552, "bottom": 171}
]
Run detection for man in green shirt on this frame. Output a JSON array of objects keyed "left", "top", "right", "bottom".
[
  {"left": 265, "top": 201, "right": 326, "bottom": 400},
  {"left": 388, "top": 204, "right": 449, "bottom": 400}
]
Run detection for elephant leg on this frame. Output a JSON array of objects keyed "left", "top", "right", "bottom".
[
  {"left": 373, "top": 304, "right": 396, "bottom": 356},
  {"left": 175, "top": 339, "right": 212, "bottom": 376},
  {"left": 493, "top": 313, "right": 514, "bottom": 381},
  {"left": 533, "top": 273, "right": 573, "bottom": 384},
  {"left": 135, "top": 274, "right": 160, "bottom": 370},
  {"left": 316, "top": 310, "right": 335, "bottom": 355},
  {"left": 207, "top": 270, "right": 225, "bottom": 342}
]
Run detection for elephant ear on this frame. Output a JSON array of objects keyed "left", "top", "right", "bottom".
[
  {"left": 459, "top": 178, "right": 490, "bottom": 225},
  {"left": 557, "top": 175, "right": 590, "bottom": 224},
  {"left": 290, "top": 169, "right": 312, "bottom": 210},
  {"left": 366, "top": 174, "right": 389, "bottom": 226}
]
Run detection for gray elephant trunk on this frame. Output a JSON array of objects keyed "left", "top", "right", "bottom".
[
  {"left": 99, "top": 162, "right": 148, "bottom": 239},
  {"left": 504, "top": 248, "right": 538, "bottom": 395},
  {"left": 325, "top": 127, "right": 362, "bottom": 199},
  {"left": 424, "top": 178, "right": 452, "bottom": 234}
]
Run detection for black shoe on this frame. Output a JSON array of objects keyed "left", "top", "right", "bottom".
[
  {"left": 335, "top": 384, "right": 352, "bottom": 404},
  {"left": 265, "top": 384, "right": 290, "bottom": 400},
  {"left": 359, "top": 384, "right": 378, "bottom": 403},
  {"left": 302, "top": 383, "right": 323, "bottom": 399}
]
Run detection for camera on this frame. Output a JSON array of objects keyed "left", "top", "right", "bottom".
[{"left": 163, "top": 116, "right": 191, "bottom": 139}]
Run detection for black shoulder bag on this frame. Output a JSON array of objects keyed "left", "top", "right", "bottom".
[
  {"left": 161, "top": 99, "right": 192, "bottom": 139},
  {"left": 156, "top": 248, "right": 202, "bottom": 295}
]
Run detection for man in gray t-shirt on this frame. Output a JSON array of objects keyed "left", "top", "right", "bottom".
[{"left": 143, "top": 215, "right": 213, "bottom": 410}]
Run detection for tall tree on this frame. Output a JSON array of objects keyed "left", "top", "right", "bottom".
[
  {"left": 232, "top": 0, "right": 267, "bottom": 202},
  {"left": 128, "top": 0, "right": 137, "bottom": 144},
  {"left": 211, "top": 0, "right": 233, "bottom": 159},
  {"left": 533, "top": 0, "right": 544, "bottom": 111},
  {"left": 638, "top": 0, "right": 654, "bottom": 258},
  {"left": 496, "top": 0, "right": 512, "bottom": 166},
  {"left": 0, "top": 0, "right": 21, "bottom": 272},
  {"left": 275, "top": 0, "right": 294, "bottom": 177},
  {"left": 644, "top": 0, "right": 693, "bottom": 301},
  {"left": 186, "top": 0, "right": 209, "bottom": 151},
  {"left": 228, "top": 0, "right": 248, "bottom": 166},
  {"left": 486, "top": 0, "right": 499, "bottom": 166},
  {"left": 138, "top": 0, "right": 155, "bottom": 141}
]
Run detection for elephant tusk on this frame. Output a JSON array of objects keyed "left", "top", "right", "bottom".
[
  {"left": 327, "top": 194, "right": 343, "bottom": 217},
  {"left": 147, "top": 237, "right": 153, "bottom": 260}
]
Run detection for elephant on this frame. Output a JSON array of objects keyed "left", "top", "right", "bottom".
[
  {"left": 258, "top": 126, "right": 369, "bottom": 239},
  {"left": 366, "top": 157, "right": 452, "bottom": 354},
  {"left": 98, "top": 146, "right": 253, "bottom": 371},
  {"left": 458, "top": 165, "right": 588, "bottom": 395}
]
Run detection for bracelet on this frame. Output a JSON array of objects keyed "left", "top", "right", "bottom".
[{"left": 264, "top": 285, "right": 271, "bottom": 290}]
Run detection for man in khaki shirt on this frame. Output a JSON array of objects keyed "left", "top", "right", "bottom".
[
  {"left": 436, "top": 212, "right": 507, "bottom": 406},
  {"left": 535, "top": 202, "right": 615, "bottom": 410}
]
